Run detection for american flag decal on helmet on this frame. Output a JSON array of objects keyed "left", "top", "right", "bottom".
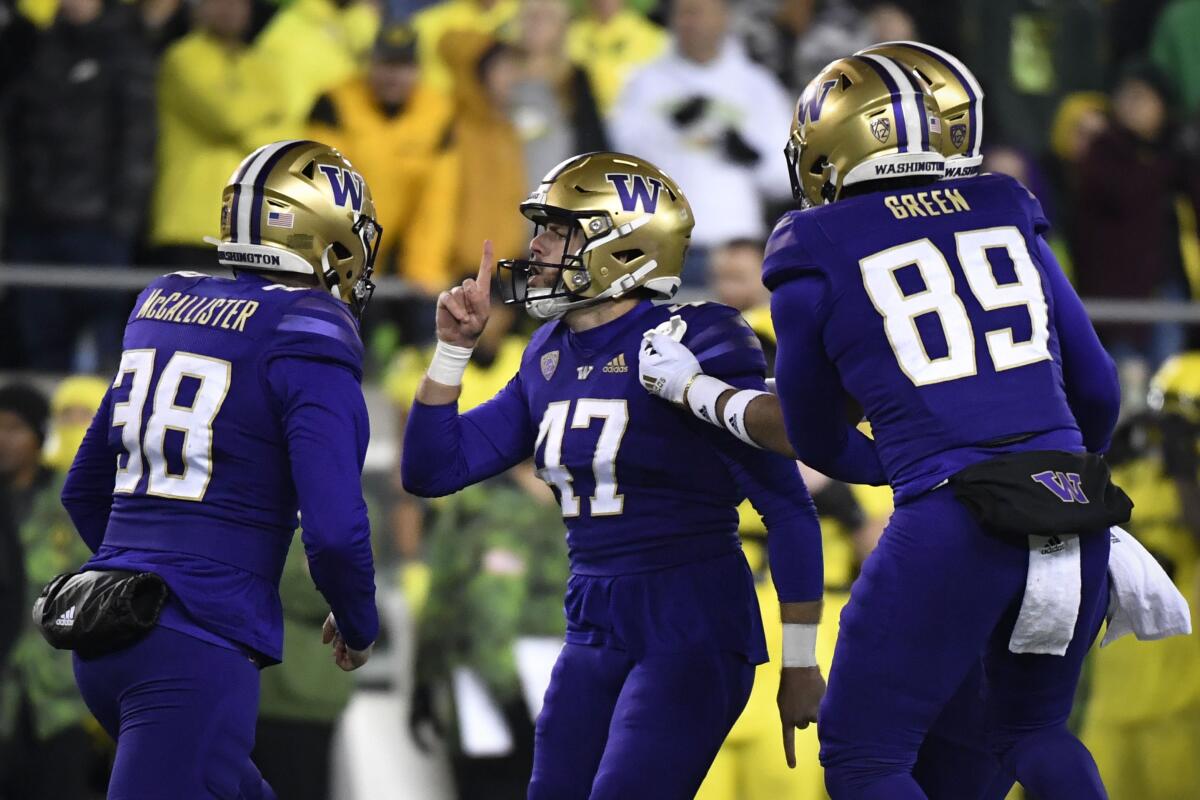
[{"left": 267, "top": 211, "right": 294, "bottom": 229}]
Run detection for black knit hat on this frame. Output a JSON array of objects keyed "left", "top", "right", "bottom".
[{"left": 0, "top": 383, "right": 50, "bottom": 444}]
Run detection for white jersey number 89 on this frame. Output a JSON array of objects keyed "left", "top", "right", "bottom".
[{"left": 860, "top": 226, "right": 1051, "bottom": 387}]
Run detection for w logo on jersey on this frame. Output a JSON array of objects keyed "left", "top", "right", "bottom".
[
  {"left": 798, "top": 79, "right": 837, "bottom": 125},
  {"left": 1031, "top": 471, "right": 1089, "bottom": 504},
  {"left": 606, "top": 174, "right": 663, "bottom": 214},
  {"left": 317, "top": 165, "right": 365, "bottom": 212}
]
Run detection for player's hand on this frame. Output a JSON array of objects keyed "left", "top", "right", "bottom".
[
  {"left": 639, "top": 331, "right": 701, "bottom": 404},
  {"left": 778, "top": 666, "right": 825, "bottom": 769},
  {"left": 436, "top": 240, "right": 493, "bottom": 349},
  {"left": 322, "top": 612, "right": 373, "bottom": 672}
]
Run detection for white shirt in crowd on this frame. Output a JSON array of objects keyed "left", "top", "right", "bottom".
[{"left": 610, "top": 37, "right": 795, "bottom": 249}]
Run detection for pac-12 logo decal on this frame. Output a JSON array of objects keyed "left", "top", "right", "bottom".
[
  {"left": 541, "top": 351, "right": 560, "bottom": 381},
  {"left": 870, "top": 117, "right": 891, "bottom": 143},
  {"left": 317, "top": 165, "right": 365, "bottom": 212},
  {"left": 606, "top": 173, "right": 664, "bottom": 214},
  {"left": 798, "top": 78, "right": 837, "bottom": 125},
  {"left": 950, "top": 124, "right": 968, "bottom": 150}
]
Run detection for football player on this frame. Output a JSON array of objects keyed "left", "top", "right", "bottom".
[
  {"left": 643, "top": 42, "right": 1013, "bottom": 798},
  {"left": 401, "top": 151, "right": 826, "bottom": 799},
  {"left": 643, "top": 53, "right": 1122, "bottom": 799},
  {"left": 60, "top": 140, "right": 381, "bottom": 799}
]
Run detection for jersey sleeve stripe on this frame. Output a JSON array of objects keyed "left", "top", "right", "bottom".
[
  {"left": 292, "top": 295, "right": 359, "bottom": 327},
  {"left": 693, "top": 335, "right": 763, "bottom": 365},
  {"left": 686, "top": 314, "right": 755, "bottom": 351},
  {"left": 278, "top": 313, "right": 362, "bottom": 351}
]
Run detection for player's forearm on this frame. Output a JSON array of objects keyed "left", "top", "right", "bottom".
[
  {"left": 402, "top": 394, "right": 532, "bottom": 496},
  {"left": 713, "top": 390, "right": 797, "bottom": 458},
  {"left": 401, "top": 399, "right": 472, "bottom": 496},
  {"left": 766, "top": 509, "right": 824, "bottom": 603},
  {"left": 414, "top": 375, "right": 463, "bottom": 406},
  {"left": 305, "top": 519, "right": 379, "bottom": 651},
  {"left": 780, "top": 600, "right": 821, "bottom": 625}
]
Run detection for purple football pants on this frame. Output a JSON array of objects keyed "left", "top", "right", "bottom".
[
  {"left": 820, "top": 488, "right": 1109, "bottom": 800},
  {"left": 528, "top": 643, "right": 755, "bottom": 799},
  {"left": 74, "top": 625, "right": 275, "bottom": 800}
]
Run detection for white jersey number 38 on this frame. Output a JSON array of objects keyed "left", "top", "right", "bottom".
[
  {"left": 860, "top": 226, "right": 1051, "bottom": 387},
  {"left": 111, "top": 349, "right": 232, "bottom": 501}
]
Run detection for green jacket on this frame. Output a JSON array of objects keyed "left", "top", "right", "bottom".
[
  {"left": 414, "top": 477, "right": 568, "bottom": 707},
  {"left": 257, "top": 534, "right": 355, "bottom": 723},
  {"left": 0, "top": 473, "right": 93, "bottom": 741}
]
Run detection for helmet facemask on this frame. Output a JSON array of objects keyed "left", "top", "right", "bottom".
[
  {"left": 348, "top": 214, "right": 382, "bottom": 319},
  {"left": 499, "top": 211, "right": 602, "bottom": 320}
]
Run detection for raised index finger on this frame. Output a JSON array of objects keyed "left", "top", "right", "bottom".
[{"left": 477, "top": 239, "right": 495, "bottom": 294}]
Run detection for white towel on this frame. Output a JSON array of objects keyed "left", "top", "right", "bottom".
[
  {"left": 1102, "top": 526, "right": 1192, "bottom": 647},
  {"left": 1009, "top": 534, "right": 1082, "bottom": 656}
]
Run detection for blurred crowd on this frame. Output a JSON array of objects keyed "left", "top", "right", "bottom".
[
  {"left": 4, "top": 0, "right": 1200, "bottom": 798},
  {"left": 1, "top": 0, "right": 1198, "bottom": 384}
]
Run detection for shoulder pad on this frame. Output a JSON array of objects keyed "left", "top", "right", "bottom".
[
  {"left": 673, "top": 302, "right": 766, "bottom": 380},
  {"left": 762, "top": 211, "right": 821, "bottom": 290},
  {"left": 128, "top": 272, "right": 209, "bottom": 322},
  {"left": 267, "top": 292, "right": 363, "bottom": 377},
  {"left": 990, "top": 173, "right": 1051, "bottom": 235}
]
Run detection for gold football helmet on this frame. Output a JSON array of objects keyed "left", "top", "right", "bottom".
[
  {"left": 856, "top": 41, "right": 985, "bottom": 179},
  {"left": 1149, "top": 353, "right": 1200, "bottom": 423},
  {"left": 498, "top": 151, "right": 693, "bottom": 320},
  {"left": 785, "top": 55, "right": 945, "bottom": 207},
  {"left": 211, "top": 140, "right": 383, "bottom": 318}
]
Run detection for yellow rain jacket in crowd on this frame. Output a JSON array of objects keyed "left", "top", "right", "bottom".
[
  {"left": 566, "top": 8, "right": 667, "bottom": 114},
  {"left": 149, "top": 33, "right": 290, "bottom": 249},
  {"left": 411, "top": 0, "right": 518, "bottom": 95},
  {"left": 308, "top": 79, "right": 455, "bottom": 291},
  {"left": 1081, "top": 455, "right": 1200, "bottom": 800},
  {"left": 256, "top": 0, "right": 380, "bottom": 128},
  {"left": 440, "top": 31, "right": 529, "bottom": 277}
]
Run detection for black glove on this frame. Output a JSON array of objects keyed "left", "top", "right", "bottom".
[
  {"left": 722, "top": 128, "right": 761, "bottom": 166},
  {"left": 1160, "top": 413, "right": 1199, "bottom": 478},
  {"left": 671, "top": 95, "right": 710, "bottom": 128}
]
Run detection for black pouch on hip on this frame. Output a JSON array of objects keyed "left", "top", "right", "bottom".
[
  {"left": 33, "top": 570, "right": 169, "bottom": 659},
  {"left": 948, "top": 450, "right": 1133, "bottom": 539}
]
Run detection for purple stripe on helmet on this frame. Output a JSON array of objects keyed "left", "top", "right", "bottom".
[
  {"left": 228, "top": 148, "right": 260, "bottom": 242},
  {"left": 250, "top": 141, "right": 311, "bottom": 245},
  {"left": 855, "top": 56, "right": 909, "bottom": 153},
  {"left": 903, "top": 42, "right": 980, "bottom": 156},
  {"left": 894, "top": 63, "right": 930, "bottom": 151}
]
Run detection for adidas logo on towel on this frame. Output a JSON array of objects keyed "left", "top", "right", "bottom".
[
  {"left": 55, "top": 606, "right": 77, "bottom": 628},
  {"left": 602, "top": 354, "right": 629, "bottom": 374}
]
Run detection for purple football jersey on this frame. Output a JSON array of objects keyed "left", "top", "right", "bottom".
[
  {"left": 403, "top": 299, "right": 825, "bottom": 657},
  {"left": 62, "top": 271, "right": 377, "bottom": 662},
  {"left": 764, "top": 174, "right": 1095, "bottom": 501}
]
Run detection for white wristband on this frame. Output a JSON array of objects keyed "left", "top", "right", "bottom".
[
  {"left": 426, "top": 340, "right": 474, "bottom": 387},
  {"left": 782, "top": 623, "right": 818, "bottom": 668},
  {"left": 684, "top": 374, "right": 733, "bottom": 427},
  {"left": 722, "top": 389, "right": 768, "bottom": 448}
]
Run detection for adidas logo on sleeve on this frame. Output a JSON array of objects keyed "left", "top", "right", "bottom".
[
  {"left": 55, "top": 605, "right": 77, "bottom": 628},
  {"left": 602, "top": 354, "right": 629, "bottom": 374}
]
